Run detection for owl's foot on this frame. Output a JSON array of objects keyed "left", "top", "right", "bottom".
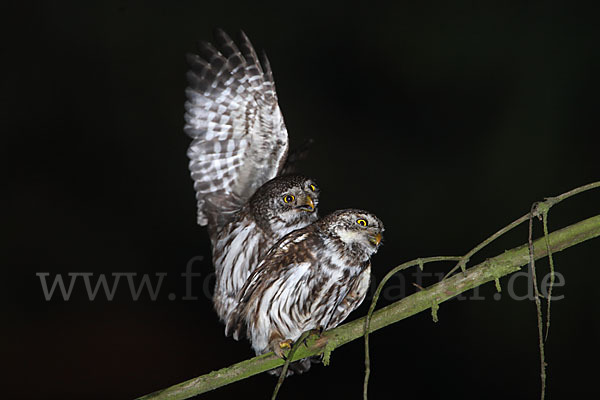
[{"left": 274, "top": 339, "right": 293, "bottom": 359}]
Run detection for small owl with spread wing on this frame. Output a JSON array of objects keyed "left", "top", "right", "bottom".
[
  {"left": 184, "top": 30, "right": 320, "bottom": 323},
  {"left": 226, "top": 209, "right": 384, "bottom": 375}
]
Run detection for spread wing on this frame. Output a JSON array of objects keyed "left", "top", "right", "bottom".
[{"left": 184, "top": 29, "right": 289, "bottom": 226}]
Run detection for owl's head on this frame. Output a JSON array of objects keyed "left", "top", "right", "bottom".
[
  {"left": 321, "top": 209, "right": 384, "bottom": 260},
  {"left": 249, "top": 175, "right": 320, "bottom": 237}
]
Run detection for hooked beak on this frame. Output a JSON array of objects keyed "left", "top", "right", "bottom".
[
  {"left": 298, "top": 195, "right": 315, "bottom": 212},
  {"left": 369, "top": 233, "right": 382, "bottom": 246}
]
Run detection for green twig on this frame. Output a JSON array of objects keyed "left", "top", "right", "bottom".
[
  {"left": 271, "top": 330, "right": 312, "bottom": 400},
  {"left": 528, "top": 204, "right": 546, "bottom": 400},
  {"left": 362, "top": 257, "right": 462, "bottom": 400},
  {"left": 542, "top": 211, "right": 555, "bottom": 342}
]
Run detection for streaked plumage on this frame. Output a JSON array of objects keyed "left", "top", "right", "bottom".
[
  {"left": 211, "top": 175, "right": 320, "bottom": 322},
  {"left": 226, "top": 209, "right": 384, "bottom": 375}
]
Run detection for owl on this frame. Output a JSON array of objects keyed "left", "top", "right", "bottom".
[
  {"left": 183, "top": 30, "right": 321, "bottom": 323},
  {"left": 226, "top": 209, "right": 384, "bottom": 375},
  {"left": 212, "top": 174, "right": 320, "bottom": 323}
]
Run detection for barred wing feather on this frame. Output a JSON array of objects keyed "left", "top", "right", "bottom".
[{"left": 184, "top": 29, "right": 289, "bottom": 226}]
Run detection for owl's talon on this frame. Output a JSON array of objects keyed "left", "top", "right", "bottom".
[
  {"left": 273, "top": 339, "right": 293, "bottom": 359},
  {"left": 279, "top": 339, "right": 293, "bottom": 350}
]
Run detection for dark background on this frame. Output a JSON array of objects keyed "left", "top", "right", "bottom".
[{"left": 5, "top": 1, "right": 600, "bottom": 399}]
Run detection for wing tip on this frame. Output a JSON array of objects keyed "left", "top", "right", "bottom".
[{"left": 213, "top": 27, "right": 231, "bottom": 43}]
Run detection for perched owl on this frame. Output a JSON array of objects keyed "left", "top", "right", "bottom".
[
  {"left": 226, "top": 209, "right": 384, "bottom": 375},
  {"left": 184, "top": 30, "right": 321, "bottom": 323},
  {"left": 184, "top": 29, "right": 290, "bottom": 228},
  {"left": 212, "top": 174, "right": 320, "bottom": 323}
]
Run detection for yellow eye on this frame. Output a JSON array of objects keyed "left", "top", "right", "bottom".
[
  {"left": 357, "top": 219, "right": 368, "bottom": 227},
  {"left": 309, "top": 184, "right": 316, "bottom": 192},
  {"left": 283, "top": 194, "right": 295, "bottom": 203}
]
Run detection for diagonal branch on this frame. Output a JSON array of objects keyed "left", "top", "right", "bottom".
[{"left": 137, "top": 213, "right": 600, "bottom": 400}]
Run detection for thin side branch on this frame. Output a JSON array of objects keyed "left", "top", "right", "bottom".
[
  {"left": 443, "top": 181, "right": 600, "bottom": 279},
  {"left": 528, "top": 205, "right": 546, "bottom": 400},
  {"left": 542, "top": 211, "right": 555, "bottom": 342},
  {"left": 363, "top": 256, "right": 463, "bottom": 399},
  {"left": 137, "top": 214, "right": 600, "bottom": 400}
]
